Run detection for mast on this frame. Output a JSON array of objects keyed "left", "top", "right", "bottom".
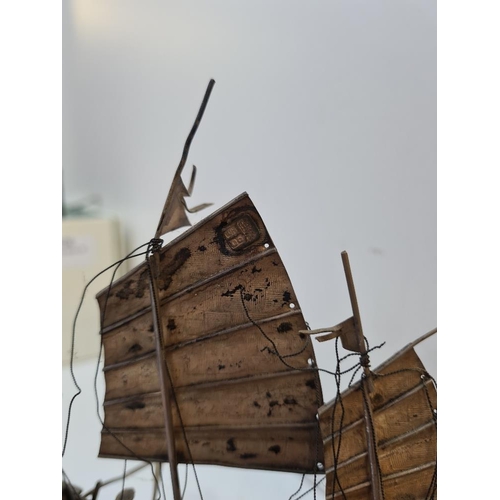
[
  {"left": 340, "top": 251, "right": 383, "bottom": 500},
  {"left": 303, "top": 253, "right": 437, "bottom": 499},
  {"left": 302, "top": 251, "right": 383, "bottom": 500},
  {"left": 147, "top": 248, "right": 182, "bottom": 500},
  {"left": 149, "top": 79, "right": 216, "bottom": 500},
  {"left": 96, "top": 80, "right": 324, "bottom": 488}
]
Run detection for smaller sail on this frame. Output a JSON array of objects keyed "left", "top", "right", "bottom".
[{"left": 318, "top": 339, "right": 437, "bottom": 499}]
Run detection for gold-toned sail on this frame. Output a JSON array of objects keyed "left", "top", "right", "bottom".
[
  {"left": 317, "top": 337, "right": 437, "bottom": 500},
  {"left": 97, "top": 193, "right": 324, "bottom": 473}
]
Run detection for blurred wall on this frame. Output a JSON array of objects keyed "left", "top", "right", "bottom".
[{"left": 63, "top": 1, "right": 436, "bottom": 498}]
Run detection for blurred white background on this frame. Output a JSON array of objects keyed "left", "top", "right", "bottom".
[{"left": 62, "top": 1, "right": 436, "bottom": 498}]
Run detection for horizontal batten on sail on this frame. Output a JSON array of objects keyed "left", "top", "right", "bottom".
[
  {"left": 322, "top": 377, "right": 435, "bottom": 444},
  {"left": 99, "top": 424, "right": 323, "bottom": 473},
  {"left": 102, "top": 308, "right": 304, "bottom": 369},
  {"left": 104, "top": 366, "right": 314, "bottom": 405},
  {"left": 100, "top": 246, "right": 280, "bottom": 336},
  {"left": 104, "top": 370, "right": 318, "bottom": 429},
  {"left": 328, "top": 461, "right": 436, "bottom": 499},
  {"left": 324, "top": 419, "right": 436, "bottom": 475}
]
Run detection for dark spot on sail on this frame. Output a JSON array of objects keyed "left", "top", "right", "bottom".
[
  {"left": 218, "top": 364, "right": 226, "bottom": 370},
  {"left": 157, "top": 248, "right": 192, "bottom": 291},
  {"left": 284, "top": 397, "right": 297, "bottom": 405},
  {"left": 240, "top": 453, "right": 257, "bottom": 460},
  {"left": 305, "top": 379, "right": 316, "bottom": 390},
  {"left": 269, "top": 400, "right": 280, "bottom": 407},
  {"left": 201, "top": 442, "right": 210, "bottom": 447},
  {"left": 268, "top": 445, "right": 281, "bottom": 454},
  {"left": 221, "top": 284, "right": 243, "bottom": 298},
  {"left": 167, "top": 319, "right": 177, "bottom": 331},
  {"left": 128, "top": 343, "right": 142, "bottom": 353},
  {"left": 244, "top": 293, "right": 253, "bottom": 301},
  {"left": 299, "top": 332, "right": 306, "bottom": 339},
  {"left": 125, "top": 401, "right": 145, "bottom": 410},
  {"left": 253, "top": 401, "right": 261, "bottom": 408},
  {"left": 372, "top": 393, "right": 384, "bottom": 405},
  {"left": 254, "top": 288, "right": 263, "bottom": 292},
  {"left": 226, "top": 438, "right": 236, "bottom": 452},
  {"left": 148, "top": 325, "right": 154, "bottom": 332},
  {"left": 272, "top": 261, "right": 279, "bottom": 266},
  {"left": 282, "top": 291, "right": 292, "bottom": 305},
  {"left": 266, "top": 392, "right": 272, "bottom": 398},
  {"left": 115, "top": 281, "right": 134, "bottom": 300},
  {"left": 277, "top": 322, "right": 293, "bottom": 333},
  {"left": 251, "top": 266, "right": 262, "bottom": 274},
  {"left": 267, "top": 409, "right": 272, "bottom": 417},
  {"left": 273, "top": 299, "right": 278, "bottom": 303},
  {"left": 198, "top": 245, "right": 207, "bottom": 252},
  {"left": 135, "top": 270, "right": 149, "bottom": 298}
]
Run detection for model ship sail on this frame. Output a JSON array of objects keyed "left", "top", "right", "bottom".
[
  {"left": 97, "top": 192, "right": 323, "bottom": 472},
  {"left": 92, "top": 80, "right": 324, "bottom": 500},
  {"left": 305, "top": 252, "right": 437, "bottom": 500},
  {"left": 318, "top": 334, "right": 437, "bottom": 499}
]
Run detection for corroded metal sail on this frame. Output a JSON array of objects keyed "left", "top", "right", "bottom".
[
  {"left": 97, "top": 193, "right": 324, "bottom": 473},
  {"left": 317, "top": 336, "right": 437, "bottom": 499},
  {"left": 305, "top": 252, "right": 437, "bottom": 500}
]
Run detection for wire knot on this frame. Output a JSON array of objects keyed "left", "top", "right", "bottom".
[
  {"left": 148, "top": 238, "right": 164, "bottom": 254},
  {"left": 359, "top": 354, "right": 370, "bottom": 367}
]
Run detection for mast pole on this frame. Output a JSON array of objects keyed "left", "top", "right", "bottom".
[
  {"left": 341, "top": 251, "right": 383, "bottom": 500},
  {"left": 148, "top": 250, "right": 182, "bottom": 500},
  {"left": 145, "top": 80, "right": 216, "bottom": 499}
]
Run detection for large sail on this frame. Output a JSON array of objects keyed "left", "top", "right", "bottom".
[
  {"left": 97, "top": 193, "right": 324, "bottom": 473},
  {"left": 317, "top": 338, "right": 437, "bottom": 499}
]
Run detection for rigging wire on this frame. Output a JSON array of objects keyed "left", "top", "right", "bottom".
[
  {"left": 62, "top": 242, "right": 150, "bottom": 457},
  {"left": 93, "top": 240, "right": 166, "bottom": 500},
  {"left": 62, "top": 241, "right": 164, "bottom": 499},
  {"left": 119, "top": 460, "right": 127, "bottom": 500}
]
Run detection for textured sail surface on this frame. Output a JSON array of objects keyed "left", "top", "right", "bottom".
[
  {"left": 318, "top": 343, "right": 437, "bottom": 499},
  {"left": 97, "top": 193, "right": 324, "bottom": 473}
]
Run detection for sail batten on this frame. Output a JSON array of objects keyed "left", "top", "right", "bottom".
[
  {"left": 102, "top": 308, "right": 304, "bottom": 368},
  {"left": 100, "top": 246, "right": 281, "bottom": 335},
  {"left": 321, "top": 378, "right": 435, "bottom": 444}
]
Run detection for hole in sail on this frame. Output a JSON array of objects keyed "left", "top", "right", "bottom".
[
  {"left": 307, "top": 358, "right": 315, "bottom": 367},
  {"left": 317, "top": 462, "right": 324, "bottom": 470},
  {"left": 264, "top": 243, "right": 270, "bottom": 249},
  {"left": 289, "top": 303, "right": 295, "bottom": 309}
]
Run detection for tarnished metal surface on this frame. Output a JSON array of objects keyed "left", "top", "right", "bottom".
[
  {"left": 97, "top": 193, "right": 324, "bottom": 473},
  {"left": 318, "top": 342, "right": 437, "bottom": 500}
]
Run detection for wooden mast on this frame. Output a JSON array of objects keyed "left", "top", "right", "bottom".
[
  {"left": 300, "top": 251, "right": 384, "bottom": 499},
  {"left": 340, "top": 251, "right": 383, "bottom": 500},
  {"left": 149, "top": 79, "right": 216, "bottom": 500},
  {"left": 147, "top": 250, "right": 182, "bottom": 500}
]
